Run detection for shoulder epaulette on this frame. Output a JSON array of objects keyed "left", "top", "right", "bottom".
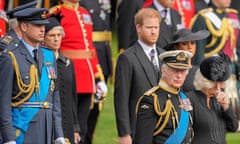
[
  {"left": 198, "top": 8, "right": 213, "bottom": 16},
  {"left": 49, "top": 5, "right": 62, "bottom": 14},
  {"left": 225, "top": 8, "right": 238, "bottom": 14},
  {"left": 0, "top": 35, "right": 13, "bottom": 45},
  {"left": 144, "top": 86, "right": 159, "bottom": 96}
]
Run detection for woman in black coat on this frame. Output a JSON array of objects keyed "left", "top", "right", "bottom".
[
  {"left": 186, "top": 55, "right": 239, "bottom": 144},
  {"left": 43, "top": 14, "right": 81, "bottom": 144}
]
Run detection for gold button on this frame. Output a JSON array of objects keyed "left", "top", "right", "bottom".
[{"left": 43, "top": 102, "right": 49, "bottom": 109}]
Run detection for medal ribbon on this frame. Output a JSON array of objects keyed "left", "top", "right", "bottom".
[
  {"left": 164, "top": 91, "right": 190, "bottom": 144},
  {"left": 12, "top": 48, "right": 54, "bottom": 143}
]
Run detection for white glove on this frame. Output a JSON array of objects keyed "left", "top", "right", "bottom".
[
  {"left": 3, "top": 141, "right": 16, "bottom": 144},
  {"left": 96, "top": 81, "right": 108, "bottom": 95},
  {"left": 55, "top": 137, "right": 66, "bottom": 144}
]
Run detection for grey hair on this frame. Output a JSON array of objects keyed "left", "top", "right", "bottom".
[
  {"left": 46, "top": 26, "right": 65, "bottom": 37},
  {"left": 8, "top": 18, "right": 18, "bottom": 29},
  {"left": 161, "top": 63, "right": 189, "bottom": 76},
  {"left": 161, "top": 63, "right": 168, "bottom": 77},
  {"left": 194, "top": 69, "right": 215, "bottom": 90}
]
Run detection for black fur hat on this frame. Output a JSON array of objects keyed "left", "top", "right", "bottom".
[{"left": 200, "top": 53, "right": 231, "bottom": 82}]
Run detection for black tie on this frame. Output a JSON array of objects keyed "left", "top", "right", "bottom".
[
  {"left": 161, "top": 9, "right": 167, "bottom": 23},
  {"left": 149, "top": 49, "right": 155, "bottom": 63},
  {"left": 149, "top": 49, "right": 159, "bottom": 71},
  {"left": 33, "top": 49, "right": 38, "bottom": 64}
]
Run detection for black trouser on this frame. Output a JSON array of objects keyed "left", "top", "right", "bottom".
[
  {"left": 85, "top": 103, "right": 100, "bottom": 144},
  {"left": 85, "top": 76, "right": 108, "bottom": 144},
  {"left": 77, "top": 93, "right": 92, "bottom": 144}
]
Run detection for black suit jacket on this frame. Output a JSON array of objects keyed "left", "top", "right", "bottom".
[
  {"left": 56, "top": 54, "right": 80, "bottom": 144},
  {"left": 150, "top": 5, "right": 182, "bottom": 49},
  {"left": 114, "top": 42, "right": 163, "bottom": 138}
]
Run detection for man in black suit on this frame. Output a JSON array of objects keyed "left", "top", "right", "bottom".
[
  {"left": 114, "top": 8, "right": 164, "bottom": 144},
  {"left": 146, "top": 0, "right": 183, "bottom": 49}
]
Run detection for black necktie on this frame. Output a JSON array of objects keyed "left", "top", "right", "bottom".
[
  {"left": 149, "top": 49, "right": 155, "bottom": 63},
  {"left": 149, "top": 49, "right": 159, "bottom": 71},
  {"left": 33, "top": 49, "right": 38, "bottom": 64},
  {"left": 161, "top": 9, "right": 167, "bottom": 23}
]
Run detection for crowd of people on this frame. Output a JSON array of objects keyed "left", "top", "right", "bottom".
[{"left": 0, "top": 0, "right": 240, "bottom": 144}]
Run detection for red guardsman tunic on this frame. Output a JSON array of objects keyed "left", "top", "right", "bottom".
[
  {"left": 224, "top": 8, "right": 239, "bottom": 59},
  {"left": 50, "top": 2, "right": 101, "bottom": 93},
  {"left": 0, "top": 0, "right": 6, "bottom": 37},
  {"left": 172, "top": 0, "right": 195, "bottom": 28}
]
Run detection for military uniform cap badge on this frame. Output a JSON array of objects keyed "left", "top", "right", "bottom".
[{"left": 159, "top": 50, "right": 192, "bottom": 70}]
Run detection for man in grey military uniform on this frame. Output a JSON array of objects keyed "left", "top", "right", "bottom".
[
  {"left": 0, "top": 7, "right": 66, "bottom": 144},
  {"left": 0, "top": 2, "right": 37, "bottom": 143}
]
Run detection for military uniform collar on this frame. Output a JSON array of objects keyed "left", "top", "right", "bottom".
[
  {"left": 158, "top": 79, "right": 179, "bottom": 95},
  {"left": 62, "top": 1, "right": 79, "bottom": 10}
]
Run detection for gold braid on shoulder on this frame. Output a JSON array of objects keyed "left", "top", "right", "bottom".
[
  {"left": 152, "top": 92, "right": 178, "bottom": 136},
  {"left": 201, "top": 14, "right": 235, "bottom": 58},
  {"left": 8, "top": 51, "right": 39, "bottom": 107},
  {"left": 135, "top": 86, "right": 179, "bottom": 136}
]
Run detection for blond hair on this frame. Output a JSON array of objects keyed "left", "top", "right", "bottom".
[
  {"left": 194, "top": 69, "right": 215, "bottom": 90},
  {"left": 134, "top": 8, "right": 161, "bottom": 25}
]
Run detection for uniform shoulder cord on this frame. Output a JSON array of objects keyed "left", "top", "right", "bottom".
[
  {"left": 8, "top": 51, "right": 39, "bottom": 107},
  {"left": 135, "top": 86, "right": 179, "bottom": 136},
  {"left": 190, "top": 8, "right": 235, "bottom": 58}
]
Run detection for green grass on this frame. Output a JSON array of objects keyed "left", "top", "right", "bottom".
[
  {"left": 93, "top": 84, "right": 118, "bottom": 144},
  {"left": 92, "top": 30, "right": 240, "bottom": 143},
  {"left": 92, "top": 29, "right": 119, "bottom": 144},
  {"left": 227, "top": 132, "right": 240, "bottom": 144}
]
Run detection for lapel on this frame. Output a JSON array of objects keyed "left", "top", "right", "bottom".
[
  {"left": 19, "top": 41, "right": 43, "bottom": 75},
  {"left": 156, "top": 47, "right": 164, "bottom": 69},
  {"left": 19, "top": 41, "right": 35, "bottom": 65},
  {"left": 134, "top": 42, "right": 159, "bottom": 86}
]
